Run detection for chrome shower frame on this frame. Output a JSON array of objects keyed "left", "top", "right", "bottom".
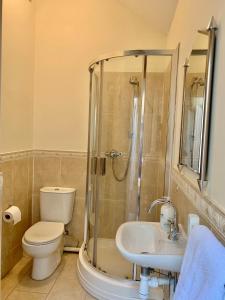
[{"left": 84, "top": 48, "right": 179, "bottom": 273}]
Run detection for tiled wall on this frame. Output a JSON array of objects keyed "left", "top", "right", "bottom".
[
  {"left": 1, "top": 150, "right": 87, "bottom": 278},
  {"left": 32, "top": 151, "right": 87, "bottom": 244},
  {"left": 95, "top": 156, "right": 165, "bottom": 238},
  {"left": 1, "top": 152, "right": 33, "bottom": 277},
  {"left": 171, "top": 169, "right": 225, "bottom": 244},
  {"left": 1, "top": 70, "right": 171, "bottom": 276},
  {"left": 2, "top": 154, "right": 225, "bottom": 278},
  {"left": 87, "top": 71, "right": 170, "bottom": 238}
]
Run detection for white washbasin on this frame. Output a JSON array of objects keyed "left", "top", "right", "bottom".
[{"left": 116, "top": 221, "right": 186, "bottom": 272}]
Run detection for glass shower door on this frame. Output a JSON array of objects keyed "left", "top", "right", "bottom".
[
  {"left": 85, "top": 51, "right": 176, "bottom": 281},
  {"left": 85, "top": 62, "right": 101, "bottom": 261},
  {"left": 91, "top": 56, "right": 144, "bottom": 277}
]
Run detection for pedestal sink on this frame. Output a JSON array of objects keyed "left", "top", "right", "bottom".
[{"left": 116, "top": 221, "right": 186, "bottom": 272}]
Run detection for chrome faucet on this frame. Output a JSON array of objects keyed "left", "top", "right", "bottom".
[
  {"left": 148, "top": 196, "right": 179, "bottom": 241},
  {"left": 147, "top": 196, "right": 170, "bottom": 214},
  {"left": 168, "top": 208, "right": 179, "bottom": 241}
]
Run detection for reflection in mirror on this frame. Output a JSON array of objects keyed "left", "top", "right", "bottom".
[
  {"left": 179, "top": 17, "right": 217, "bottom": 190},
  {"left": 180, "top": 32, "right": 208, "bottom": 173}
]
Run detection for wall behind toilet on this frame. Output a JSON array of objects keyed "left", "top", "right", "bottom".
[
  {"left": 32, "top": 0, "right": 166, "bottom": 152},
  {"left": 0, "top": 0, "right": 34, "bottom": 154},
  {"left": 0, "top": 0, "right": 35, "bottom": 277},
  {"left": 0, "top": 0, "right": 167, "bottom": 277},
  {"left": 32, "top": 151, "right": 87, "bottom": 243},
  {"left": 31, "top": 0, "right": 168, "bottom": 248},
  {"left": 27, "top": 0, "right": 225, "bottom": 259}
]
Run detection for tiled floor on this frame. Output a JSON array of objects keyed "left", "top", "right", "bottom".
[{"left": 1, "top": 253, "right": 96, "bottom": 300}]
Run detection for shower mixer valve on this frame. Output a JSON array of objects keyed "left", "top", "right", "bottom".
[{"left": 105, "top": 150, "right": 122, "bottom": 159}]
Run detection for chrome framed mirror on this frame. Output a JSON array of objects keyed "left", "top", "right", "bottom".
[{"left": 178, "top": 17, "right": 217, "bottom": 191}]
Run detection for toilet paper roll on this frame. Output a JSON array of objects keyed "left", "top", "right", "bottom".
[{"left": 3, "top": 206, "right": 21, "bottom": 225}]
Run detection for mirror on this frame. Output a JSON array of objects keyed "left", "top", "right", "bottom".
[
  {"left": 180, "top": 35, "right": 208, "bottom": 172},
  {"left": 179, "top": 17, "right": 217, "bottom": 190}
]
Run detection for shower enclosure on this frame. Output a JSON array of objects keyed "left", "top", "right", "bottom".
[{"left": 78, "top": 49, "right": 179, "bottom": 300}]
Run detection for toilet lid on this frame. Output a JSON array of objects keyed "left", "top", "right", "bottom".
[{"left": 24, "top": 221, "right": 64, "bottom": 245}]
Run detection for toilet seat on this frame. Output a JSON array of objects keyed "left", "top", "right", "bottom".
[{"left": 24, "top": 221, "right": 64, "bottom": 245}]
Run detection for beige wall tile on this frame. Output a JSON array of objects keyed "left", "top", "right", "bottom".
[
  {"left": 33, "top": 156, "right": 61, "bottom": 193},
  {"left": 60, "top": 156, "right": 87, "bottom": 198},
  {"left": 100, "top": 113, "right": 113, "bottom": 152},
  {"left": 28, "top": 156, "right": 34, "bottom": 227},
  {"left": 103, "top": 159, "right": 127, "bottom": 200},
  {"left": 0, "top": 161, "right": 13, "bottom": 210},
  {"left": 1, "top": 156, "right": 33, "bottom": 278},
  {"left": 66, "top": 197, "right": 85, "bottom": 243},
  {"left": 32, "top": 193, "right": 40, "bottom": 224},
  {"left": 171, "top": 180, "right": 208, "bottom": 233},
  {"left": 98, "top": 199, "right": 125, "bottom": 238}
]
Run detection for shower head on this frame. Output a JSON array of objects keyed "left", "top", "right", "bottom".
[
  {"left": 129, "top": 76, "right": 139, "bottom": 86},
  {"left": 191, "top": 77, "right": 205, "bottom": 88}
]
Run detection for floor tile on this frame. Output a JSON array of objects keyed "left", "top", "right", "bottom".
[
  {"left": 60, "top": 252, "right": 78, "bottom": 275},
  {"left": 15, "top": 260, "right": 64, "bottom": 294},
  {"left": 7, "top": 290, "right": 47, "bottom": 300},
  {"left": 1, "top": 253, "right": 99, "bottom": 300},
  {"left": 1, "top": 256, "right": 32, "bottom": 300},
  {"left": 46, "top": 253, "right": 85, "bottom": 300},
  {"left": 85, "top": 293, "right": 97, "bottom": 300},
  {"left": 46, "top": 276, "right": 86, "bottom": 300}
]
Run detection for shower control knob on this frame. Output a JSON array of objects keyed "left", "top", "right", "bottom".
[{"left": 105, "top": 150, "right": 122, "bottom": 159}]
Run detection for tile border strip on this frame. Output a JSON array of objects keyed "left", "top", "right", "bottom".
[
  {"left": 0, "top": 149, "right": 163, "bottom": 161},
  {"left": 33, "top": 149, "right": 87, "bottom": 158},
  {"left": 0, "top": 150, "right": 33, "bottom": 162},
  {"left": 0, "top": 149, "right": 87, "bottom": 161}
]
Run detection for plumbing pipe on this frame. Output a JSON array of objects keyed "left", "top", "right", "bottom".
[
  {"left": 149, "top": 277, "right": 170, "bottom": 288},
  {"left": 139, "top": 273, "right": 150, "bottom": 300},
  {"left": 63, "top": 246, "right": 80, "bottom": 253},
  {"left": 139, "top": 274, "right": 171, "bottom": 300}
]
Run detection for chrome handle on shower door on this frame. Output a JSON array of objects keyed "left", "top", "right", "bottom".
[
  {"left": 91, "top": 157, "right": 98, "bottom": 175},
  {"left": 91, "top": 156, "right": 106, "bottom": 176},
  {"left": 99, "top": 157, "right": 106, "bottom": 176}
]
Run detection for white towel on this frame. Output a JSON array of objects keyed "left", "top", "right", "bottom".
[{"left": 174, "top": 225, "right": 225, "bottom": 300}]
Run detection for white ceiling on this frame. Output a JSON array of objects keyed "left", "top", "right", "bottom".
[{"left": 118, "top": 0, "right": 178, "bottom": 34}]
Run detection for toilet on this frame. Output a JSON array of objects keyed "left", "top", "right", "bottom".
[{"left": 22, "top": 187, "right": 75, "bottom": 280}]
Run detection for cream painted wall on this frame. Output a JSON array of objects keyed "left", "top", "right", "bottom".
[
  {"left": 167, "top": 0, "right": 225, "bottom": 209},
  {"left": 33, "top": 0, "right": 166, "bottom": 151},
  {"left": 0, "top": 0, "right": 35, "bottom": 153}
]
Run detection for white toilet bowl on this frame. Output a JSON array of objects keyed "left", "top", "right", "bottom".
[
  {"left": 22, "top": 221, "right": 64, "bottom": 280},
  {"left": 22, "top": 187, "right": 75, "bottom": 280}
]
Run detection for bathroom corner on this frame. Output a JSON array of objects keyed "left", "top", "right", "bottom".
[{"left": 1, "top": 1, "right": 225, "bottom": 300}]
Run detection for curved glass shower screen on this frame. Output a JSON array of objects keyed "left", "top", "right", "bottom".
[{"left": 85, "top": 50, "right": 177, "bottom": 279}]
